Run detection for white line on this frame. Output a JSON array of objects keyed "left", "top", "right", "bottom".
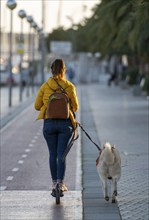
[
  {"left": 28, "top": 144, "right": 34, "bottom": 147},
  {"left": 124, "top": 151, "right": 128, "bottom": 156},
  {"left": 12, "top": 168, "right": 19, "bottom": 172},
  {"left": 22, "top": 154, "right": 27, "bottom": 158},
  {"left": 25, "top": 149, "right": 31, "bottom": 152},
  {"left": 36, "top": 132, "right": 41, "bottom": 135},
  {"left": 0, "top": 186, "right": 7, "bottom": 191},
  {"left": 31, "top": 139, "right": 36, "bottom": 143},
  {"left": 18, "top": 160, "right": 24, "bottom": 164},
  {"left": 34, "top": 136, "right": 38, "bottom": 139},
  {"left": 6, "top": 176, "right": 14, "bottom": 181}
]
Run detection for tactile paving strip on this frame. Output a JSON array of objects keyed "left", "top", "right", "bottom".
[{"left": 117, "top": 153, "right": 149, "bottom": 220}]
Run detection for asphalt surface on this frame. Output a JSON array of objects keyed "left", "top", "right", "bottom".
[
  {"left": 1, "top": 83, "right": 149, "bottom": 220},
  {"left": 0, "top": 85, "right": 82, "bottom": 220}
]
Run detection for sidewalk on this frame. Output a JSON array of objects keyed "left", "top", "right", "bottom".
[
  {"left": 81, "top": 84, "right": 148, "bottom": 220},
  {"left": 81, "top": 85, "right": 121, "bottom": 220},
  {"left": 0, "top": 86, "right": 37, "bottom": 128}
]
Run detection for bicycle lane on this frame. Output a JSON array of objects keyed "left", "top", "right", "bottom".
[{"left": 0, "top": 86, "right": 82, "bottom": 220}]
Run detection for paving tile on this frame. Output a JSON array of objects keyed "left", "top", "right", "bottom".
[{"left": 81, "top": 87, "right": 121, "bottom": 220}]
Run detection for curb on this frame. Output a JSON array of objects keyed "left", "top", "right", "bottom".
[{"left": 0, "top": 96, "right": 35, "bottom": 129}]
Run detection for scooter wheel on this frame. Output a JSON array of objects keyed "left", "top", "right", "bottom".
[{"left": 55, "top": 184, "right": 60, "bottom": 205}]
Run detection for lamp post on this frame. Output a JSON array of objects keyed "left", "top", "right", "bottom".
[
  {"left": 6, "top": 0, "right": 17, "bottom": 107},
  {"left": 40, "top": 30, "right": 45, "bottom": 84},
  {"left": 26, "top": 15, "right": 33, "bottom": 97},
  {"left": 41, "top": 0, "right": 45, "bottom": 84},
  {"left": 36, "top": 27, "right": 45, "bottom": 85},
  {"left": 31, "top": 21, "right": 37, "bottom": 93},
  {"left": 35, "top": 26, "right": 42, "bottom": 86},
  {"left": 18, "top": 9, "right": 26, "bottom": 102},
  {"left": 66, "top": 16, "right": 75, "bottom": 53}
]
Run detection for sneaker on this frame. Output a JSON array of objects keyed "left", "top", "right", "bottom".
[
  {"left": 51, "top": 184, "right": 64, "bottom": 197},
  {"left": 52, "top": 181, "right": 57, "bottom": 190},
  {"left": 59, "top": 182, "right": 68, "bottom": 192},
  {"left": 51, "top": 189, "right": 56, "bottom": 197}
]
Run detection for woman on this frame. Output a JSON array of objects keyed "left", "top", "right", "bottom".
[{"left": 34, "top": 59, "right": 79, "bottom": 196}]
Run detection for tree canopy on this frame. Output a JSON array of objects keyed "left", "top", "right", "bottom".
[{"left": 47, "top": 0, "right": 149, "bottom": 59}]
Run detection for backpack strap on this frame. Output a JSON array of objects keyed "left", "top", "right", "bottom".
[{"left": 52, "top": 78, "right": 67, "bottom": 94}]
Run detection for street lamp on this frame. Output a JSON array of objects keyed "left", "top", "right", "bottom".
[
  {"left": 18, "top": 9, "right": 26, "bottom": 102},
  {"left": 6, "top": 0, "right": 17, "bottom": 107},
  {"left": 66, "top": 16, "right": 75, "bottom": 53},
  {"left": 41, "top": 0, "right": 45, "bottom": 84},
  {"left": 36, "top": 26, "right": 42, "bottom": 33},
  {"left": 40, "top": 31, "right": 45, "bottom": 84},
  {"left": 35, "top": 26, "right": 45, "bottom": 85},
  {"left": 31, "top": 21, "right": 37, "bottom": 93},
  {"left": 26, "top": 15, "right": 33, "bottom": 97},
  {"left": 34, "top": 26, "right": 42, "bottom": 86}
]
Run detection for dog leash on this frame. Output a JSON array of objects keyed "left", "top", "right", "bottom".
[
  {"left": 62, "top": 122, "right": 101, "bottom": 162},
  {"left": 77, "top": 122, "right": 101, "bottom": 152},
  {"left": 62, "top": 129, "right": 79, "bottom": 162}
]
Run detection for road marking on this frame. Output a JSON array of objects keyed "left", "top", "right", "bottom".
[
  {"left": 31, "top": 139, "right": 36, "bottom": 143},
  {"left": 34, "top": 136, "right": 38, "bottom": 139},
  {"left": 25, "top": 149, "right": 31, "bottom": 152},
  {"left": 0, "top": 186, "right": 7, "bottom": 191},
  {"left": 124, "top": 151, "right": 128, "bottom": 156},
  {"left": 12, "top": 168, "right": 19, "bottom": 172},
  {"left": 6, "top": 176, "right": 14, "bottom": 181},
  {"left": 36, "top": 132, "right": 41, "bottom": 135},
  {"left": 28, "top": 144, "right": 34, "bottom": 147},
  {"left": 18, "top": 160, "right": 24, "bottom": 164},
  {"left": 22, "top": 154, "right": 27, "bottom": 158}
]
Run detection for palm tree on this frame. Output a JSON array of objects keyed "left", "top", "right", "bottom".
[{"left": 129, "top": 0, "right": 149, "bottom": 58}]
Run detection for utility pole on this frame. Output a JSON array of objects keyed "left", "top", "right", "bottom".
[
  {"left": 41, "top": 0, "right": 45, "bottom": 84},
  {"left": 82, "top": 0, "right": 87, "bottom": 22},
  {"left": 57, "top": 0, "right": 62, "bottom": 27},
  {"left": 42, "top": 0, "right": 45, "bottom": 30},
  {"left": 6, "top": 0, "right": 17, "bottom": 107}
]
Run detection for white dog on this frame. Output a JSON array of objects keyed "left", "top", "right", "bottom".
[{"left": 96, "top": 142, "right": 121, "bottom": 203}]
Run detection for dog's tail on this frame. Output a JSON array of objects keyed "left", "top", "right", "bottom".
[{"left": 101, "top": 143, "right": 115, "bottom": 165}]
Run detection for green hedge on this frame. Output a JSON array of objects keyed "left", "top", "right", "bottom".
[
  {"left": 142, "top": 75, "right": 149, "bottom": 95},
  {"left": 122, "top": 67, "right": 139, "bottom": 85}
]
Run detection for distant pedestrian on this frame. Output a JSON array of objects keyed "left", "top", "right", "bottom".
[
  {"left": 22, "top": 79, "right": 26, "bottom": 90},
  {"left": 108, "top": 69, "right": 118, "bottom": 86},
  {"left": 108, "top": 56, "right": 122, "bottom": 86},
  {"left": 66, "top": 66, "right": 76, "bottom": 84},
  {"left": 34, "top": 59, "right": 79, "bottom": 196}
]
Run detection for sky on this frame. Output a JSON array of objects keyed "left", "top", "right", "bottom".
[{"left": 1, "top": 0, "right": 100, "bottom": 34}]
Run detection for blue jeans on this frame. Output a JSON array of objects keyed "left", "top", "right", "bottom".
[{"left": 43, "top": 118, "right": 73, "bottom": 182}]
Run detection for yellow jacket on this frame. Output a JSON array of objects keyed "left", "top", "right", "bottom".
[{"left": 34, "top": 77, "right": 79, "bottom": 129}]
